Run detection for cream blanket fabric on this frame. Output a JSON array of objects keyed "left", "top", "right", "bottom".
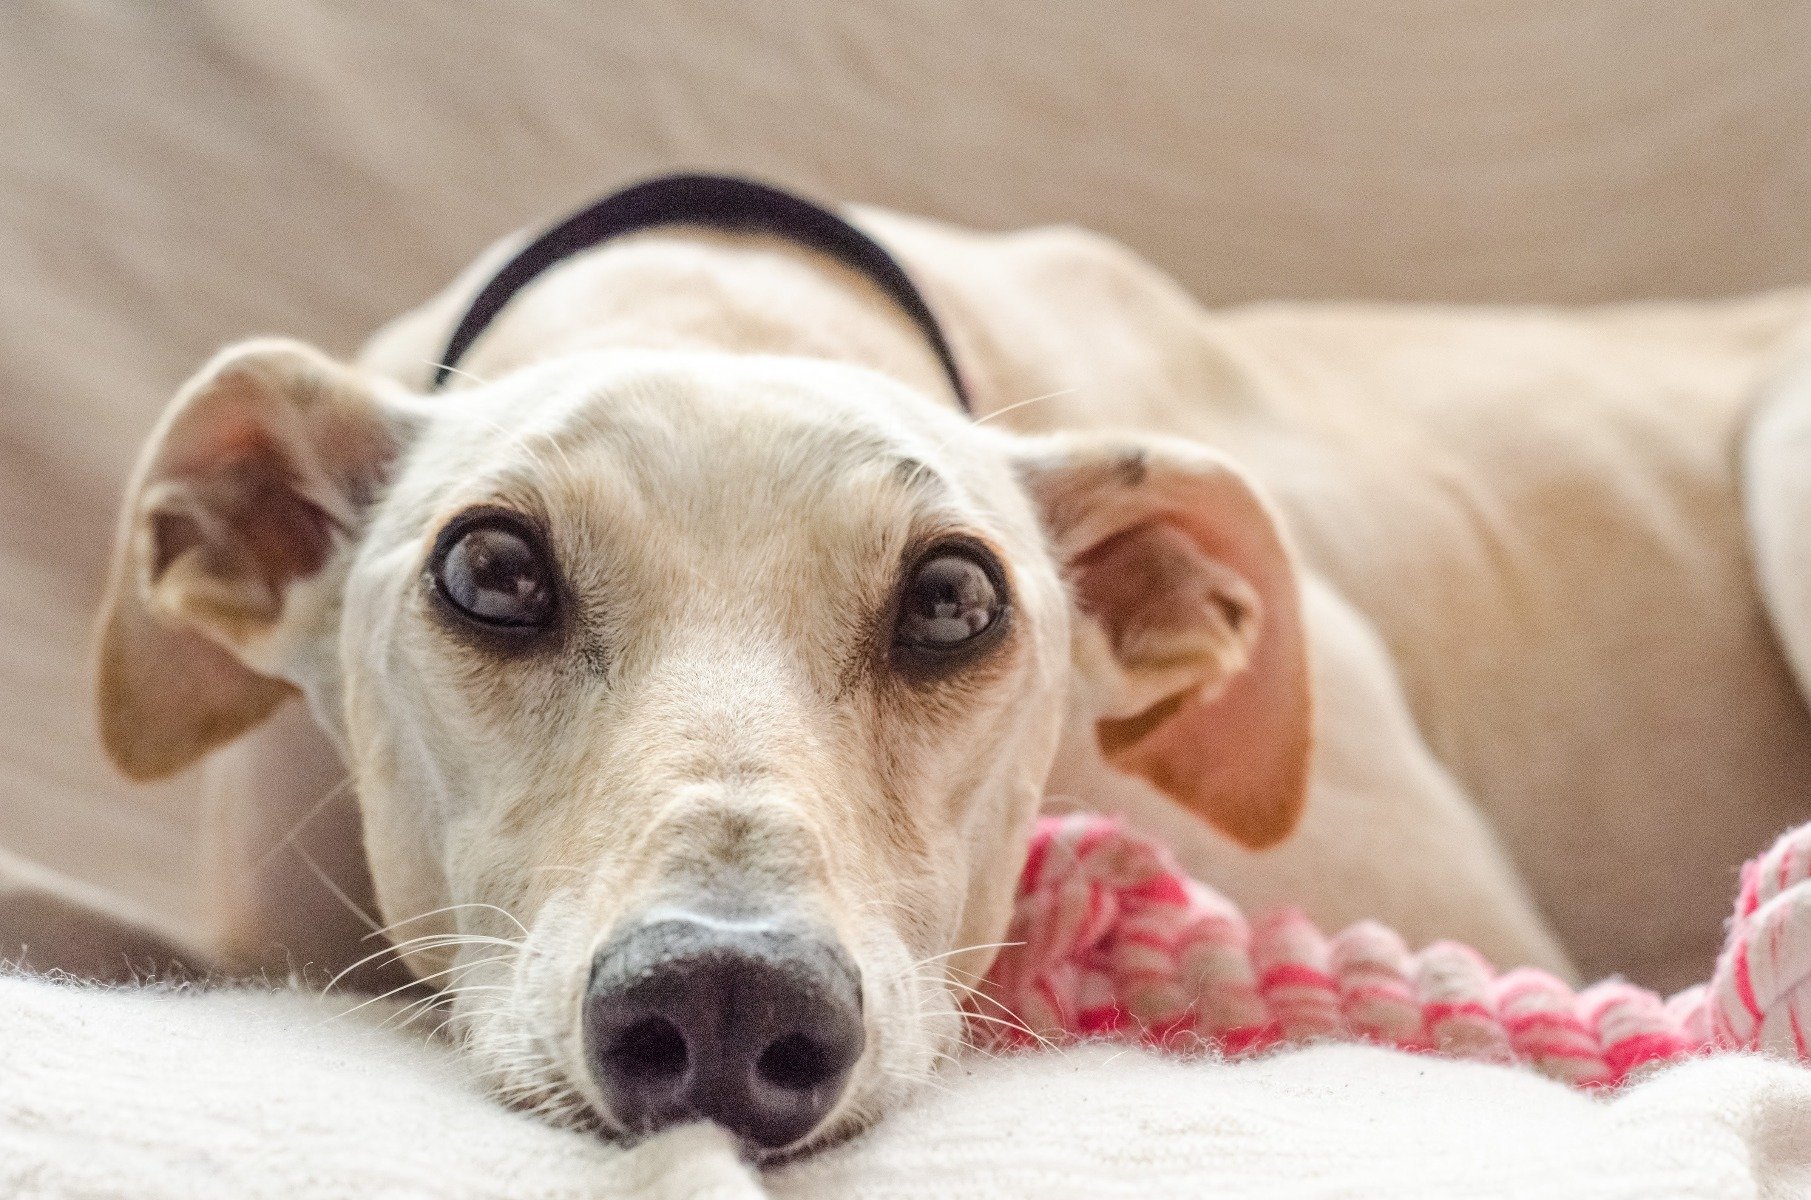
[{"left": 5, "top": 975, "right": 1809, "bottom": 1199}]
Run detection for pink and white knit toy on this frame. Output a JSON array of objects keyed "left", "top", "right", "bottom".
[{"left": 978, "top": 813, "right": 1811, "bottom": 1087}]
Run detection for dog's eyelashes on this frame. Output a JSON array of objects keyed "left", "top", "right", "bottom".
[
  {"left": 894, "top": 544, "right": 1006, "bottom": 653},
  {"left": 431, "top": 515, "right": 556, "bottom": 630}
]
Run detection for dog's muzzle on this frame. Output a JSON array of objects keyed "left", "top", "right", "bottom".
[{"left": 583, "top": 911, "right": 865, "bottom": 1150}]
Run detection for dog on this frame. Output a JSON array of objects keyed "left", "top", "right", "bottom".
[{"left": 11, "top": 174, "right": 1811, "bottom": 1156}]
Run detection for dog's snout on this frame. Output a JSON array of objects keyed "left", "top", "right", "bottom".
[{"left": 583, "top": 914, "right": 864, "bottom": 1150}]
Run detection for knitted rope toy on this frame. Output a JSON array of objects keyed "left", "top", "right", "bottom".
[{"left": 978, "top": 813, "right": 1811, "bottom": 1087}]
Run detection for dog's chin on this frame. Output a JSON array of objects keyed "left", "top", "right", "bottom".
[
  {"left": 513, "top": 1073, "right": 885, "bottom": 1164},
  {"left": 485, "top": 1016, "right": 941, "bottom": 1163},
  {"left": 751, "top": 1106, "right": 880, "bottom": 1166}
]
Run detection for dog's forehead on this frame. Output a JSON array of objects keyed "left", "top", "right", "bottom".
[{"left": 406, "top": 349, "right": 1001, "bottom": 524}]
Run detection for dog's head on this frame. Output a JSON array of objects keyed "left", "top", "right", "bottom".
[{"left": 95, "top": 337, "right": 1310, "bottom": 1154}]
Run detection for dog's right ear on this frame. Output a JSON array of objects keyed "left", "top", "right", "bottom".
[
  {"left": 96, "top": 339, "right": 421, "bottom": 780},
  {"left": 1016, "top": 432, "right": 1313, "bottom": 851}
]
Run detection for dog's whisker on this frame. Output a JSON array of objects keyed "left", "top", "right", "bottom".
[
  {"left": 366, "top": 901, "right": 530, "bottom": 942},
  {"left": 327, "top": 934, "right": 480, "bottom": 978},
  {"left": 435, "top": 1005, "right": 515, "bottom": 1031},
  {"left": 329, "top": 953, "right": 515, "bottom": 1024},
  {"left": 931, "top": 386, "right": 1078, "bottom": 454},
  {"left": 902, "top": 963, "right": 1004, "bottom": 1001},
  {"left": 955, "top": 995, "right": 1040, "bottom": 1040},
  {"left": 924, "top": 1045, "right": 976, "bottom": 1072},
  {"left": 379, "top": 961, "right": 511, "bottom": 1025},
  {"left": 939, "top": 961, "right": 998, "bottom": 983},
  {"left": 919, "top": 998, "right": 1046, "bottom": 1047},
  {"left": 322, "top": 931, "right": 513, "bottom": 994},
  {"left": 902, "top": 940, "right": 1023, "bottom": 972},
  {"left": 898, "top": 961, "right": 1050, "bottom": 1050},
  {"left": 251, "top": 775, "right": 355, "bottom": 875},
  {"left": 292, "top": 841, "right": 383, "bottom": 935},
  {"left": 422, "top": 359, "right": 492, "bottom": 388},
  {"left": 469, "top": 1024, "right": 589, "bottom": 1130},
  {"left": 462, "top": 410, "right": 581, "bottom": 485},
  {"left": 921, "top": 978, "right": 1042, "bottom": 1035},
  {"left": 970, "top": 387, "right": 1077, "bottom": 429},
  {"left": 946, "top": 1008, "right": 1054, "bottom": 1049},
  {"left": 384, "top": 974, "right": 522, "bottom": 1035},
  {"left": 382, "top": 989, "right": 458, "bottom": 1033},
  {"left": 380, "top": 931, "right": 526, "bottom": 955}
]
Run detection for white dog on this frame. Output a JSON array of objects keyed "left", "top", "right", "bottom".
[{"left": 12, "top": 175, "right": 1811, "bottom": 1155}]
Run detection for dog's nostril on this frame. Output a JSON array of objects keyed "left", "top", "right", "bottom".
[
  {"left": 609, "top": 1017, "right": 689, "bottom": 1082},
  {"left": 756, "top": 1031, "right": 834, "bottom": 1092}
]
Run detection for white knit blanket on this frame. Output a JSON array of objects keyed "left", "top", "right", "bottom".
[{"left": 4, "top": 975, "right": 1809, "bottom": 1199}]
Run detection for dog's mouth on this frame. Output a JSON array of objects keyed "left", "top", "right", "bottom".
[
  {"left": 443, "top": 867, "right": 983, "bottom": 1160},
  {"left": 484, "top": 1049, "right": 879, "bottom": 1163},
  {"left": 458, "top": 902, "right": 898, "bottom": 1159},
  {"left": 611, "top": 1100, "right": 876, "bottom": 1166}
]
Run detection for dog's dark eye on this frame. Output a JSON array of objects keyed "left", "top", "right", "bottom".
[
  {"left": 431, "top": 517, "right": 555, "bottom": 629},
  {"left": 895, "top": 546, "right": 1006, "bottom": 652}
]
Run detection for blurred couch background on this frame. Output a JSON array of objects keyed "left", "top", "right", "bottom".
[{"left": 3, "top": 0, "right": 1808, "bottom": 933}]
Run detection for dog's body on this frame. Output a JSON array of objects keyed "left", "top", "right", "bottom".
[
  {"left": 11, "top": 194, "right": 1811, "bottom": 1149},
  {"left": 336, "top": 208, "right": 1811, "bottom": 989}
]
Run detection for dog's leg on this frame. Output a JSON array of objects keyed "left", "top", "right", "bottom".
[
  {"left": 0, "top": 846, "right": 209, "bottom": 982},
  {"left": 1050, "top": 576, "right": 1579, "bottom": 980},
  {"left": 7, "top": 706, "right": 413, "bottom": 992},
  {"left": 1744, "top": 351, "right": 1811, "bottom": 706},
  {"left": 201, "top": 702, "right": 412, "bottom": 992}
]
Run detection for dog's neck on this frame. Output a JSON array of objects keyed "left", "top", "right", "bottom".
[{"left": 442, "top": 228, "right": 971, "bottom": 415}]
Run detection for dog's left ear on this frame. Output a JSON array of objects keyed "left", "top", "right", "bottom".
[
  {"left": 95, "top": 339, "right": 421, "bottom": 780},
  {"left": 1017, "top": 433, "right": 1312, "bottom": 850}
]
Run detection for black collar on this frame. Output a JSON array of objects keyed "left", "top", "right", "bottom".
[{"left": 433, "top": 173, "right": 972, "bottom": 413}]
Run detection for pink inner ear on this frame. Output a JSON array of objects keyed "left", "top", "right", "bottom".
[
  {"left": 1105, "top": 650, "right": 1312, "bottom": 852},
  {"left": 1077, "top": 511, "right": 1312, "bottom": 852},
  {"left": 157, "top": 371, "right": 348, "bottom": 590},
  {"left": 152, "top": 441, "right": 336, "bottom": 608},
  {"left": 1074, "top": 522, "right": 1249, "bottom": 672},
  {"left": 176, "top": 410, "right": 265, "bottom": 475}
]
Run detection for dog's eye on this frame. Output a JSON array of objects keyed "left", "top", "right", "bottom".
[
  {"left": 431, "top": 516, "right": 555, "bottom": 629},
  {"left": 894, "top": 545, "right": 1006, "bottom": 652}
]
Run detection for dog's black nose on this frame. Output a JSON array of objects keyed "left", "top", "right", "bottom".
[{"left": 583, "top": 914, "right": 864, "bottom": 1150}]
